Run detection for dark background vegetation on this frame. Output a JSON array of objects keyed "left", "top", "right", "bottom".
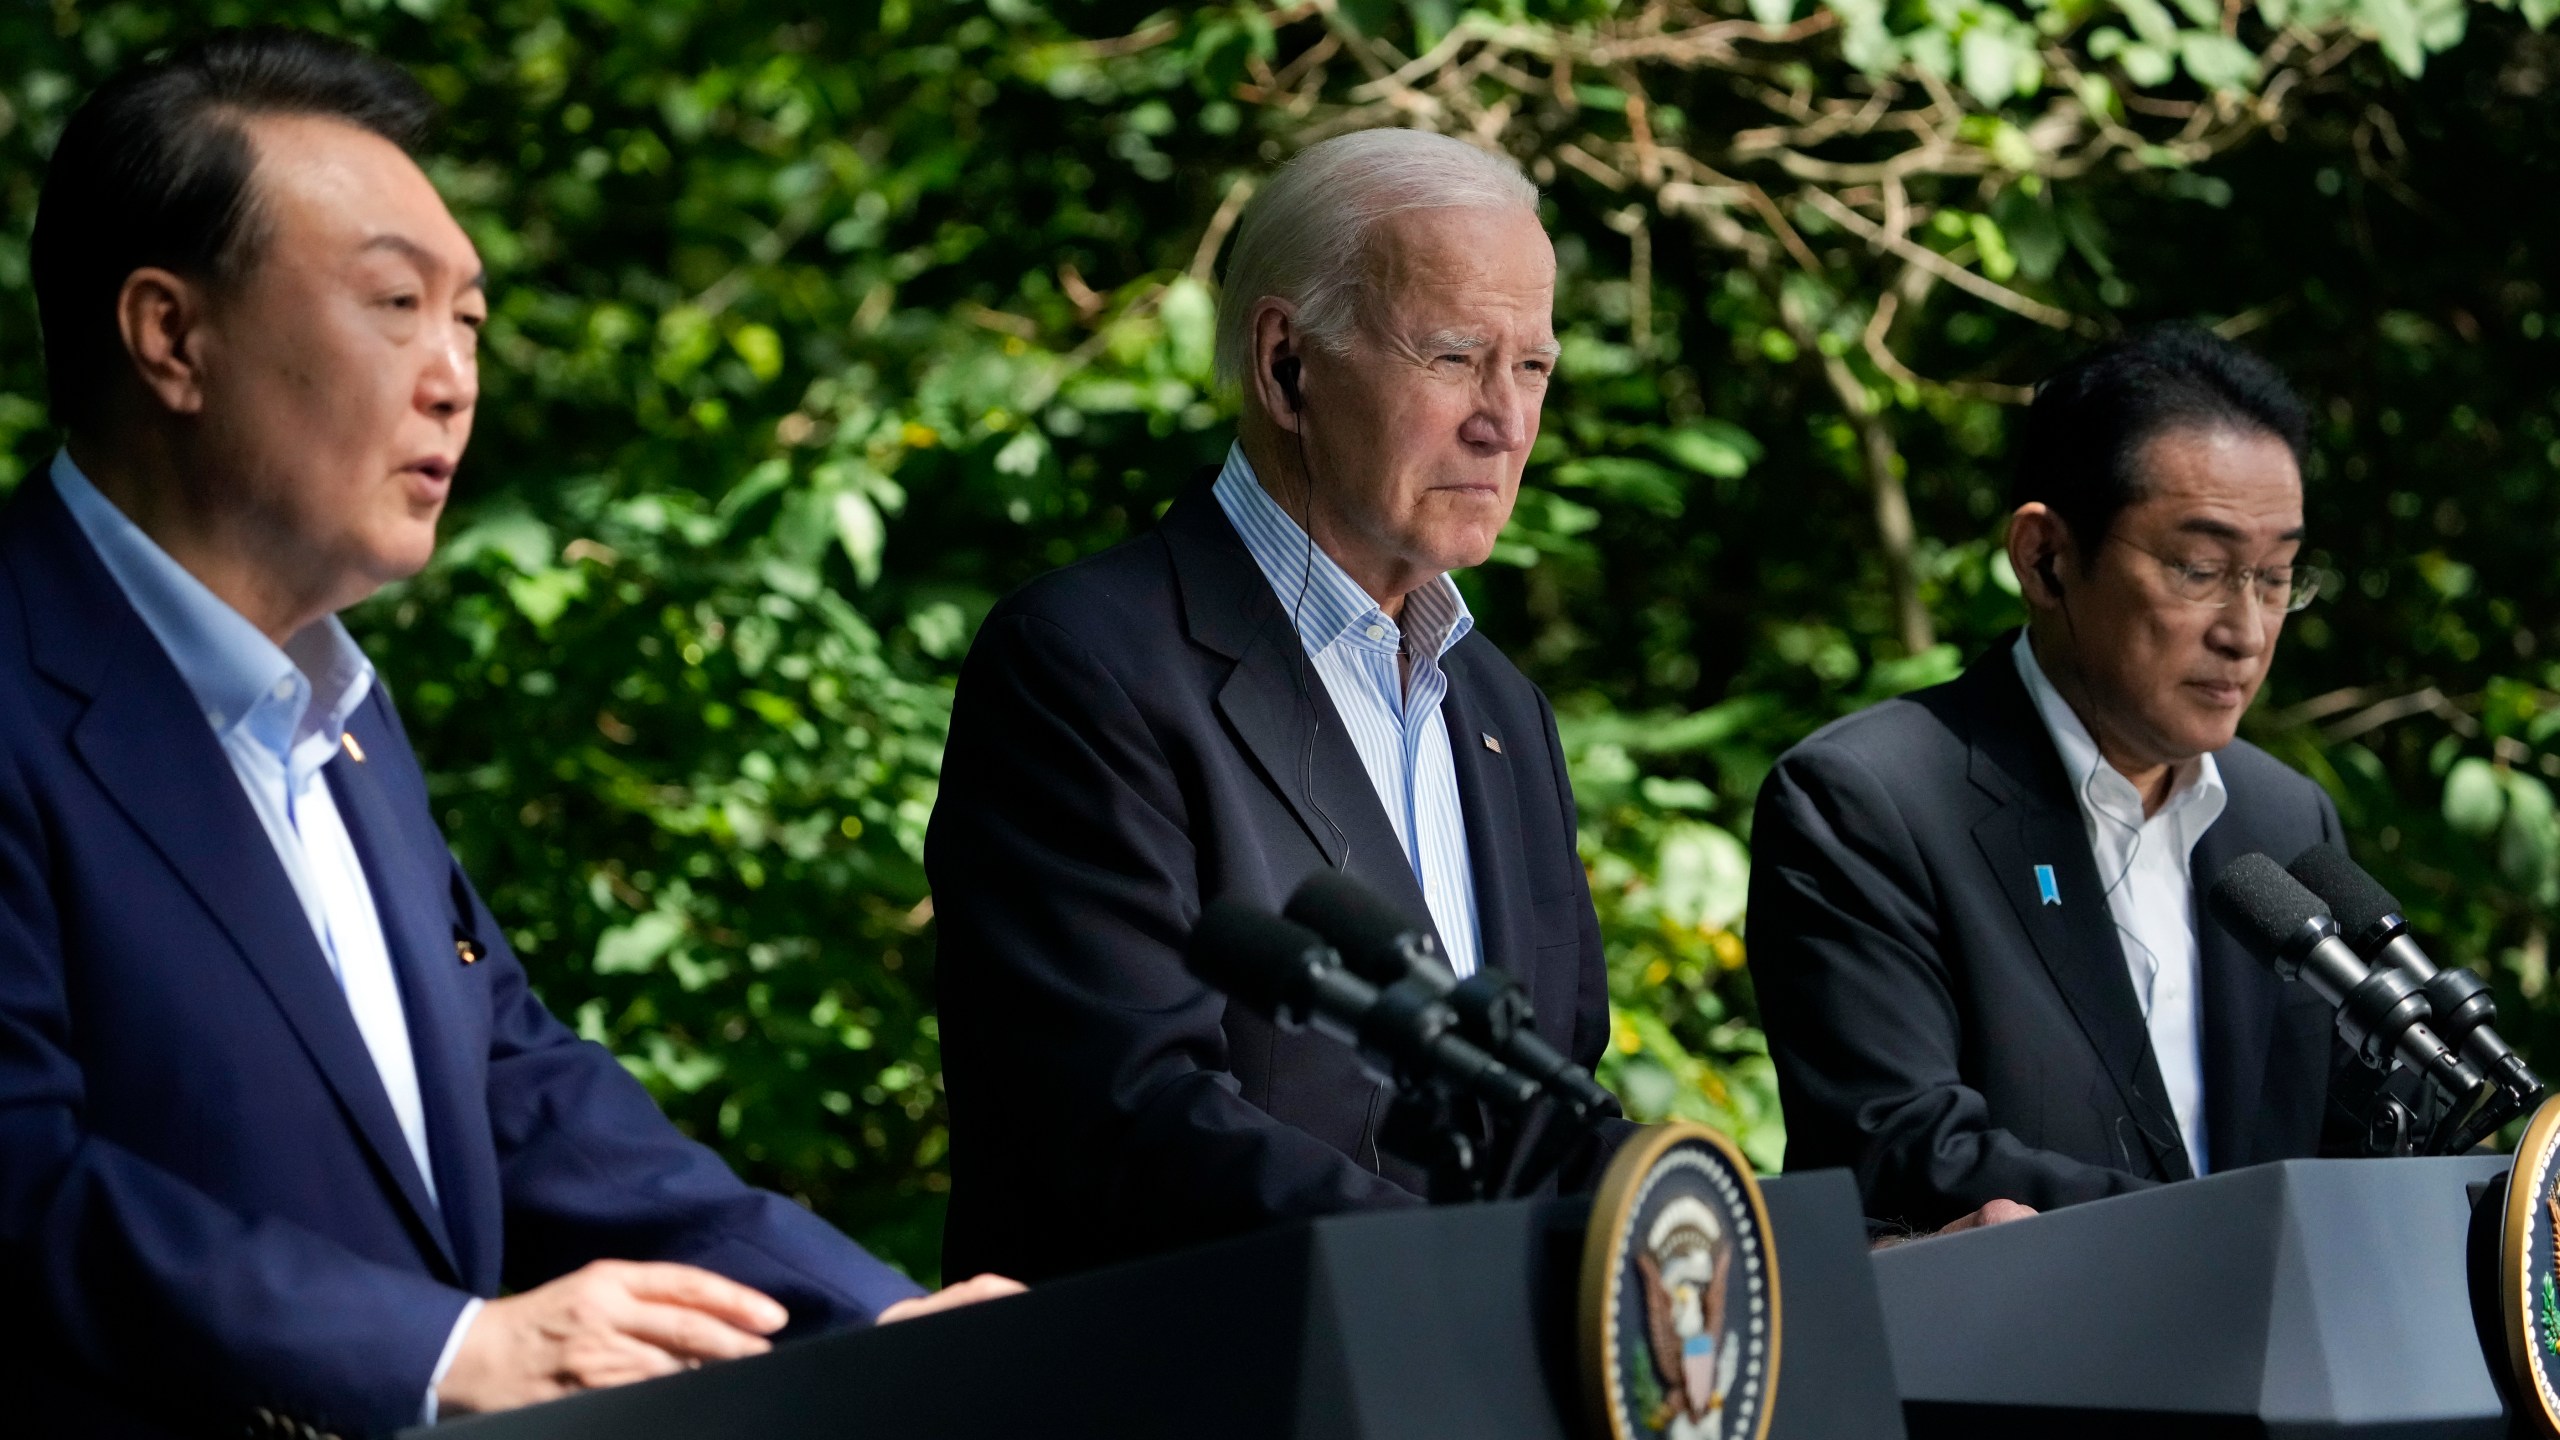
[{"left": 3, "top": 0, "right": 2552, "bottom": 1280}]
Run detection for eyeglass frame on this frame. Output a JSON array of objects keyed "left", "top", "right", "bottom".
[{"left": 2100, "top": 534, "right": 2324, "bottom": 614}]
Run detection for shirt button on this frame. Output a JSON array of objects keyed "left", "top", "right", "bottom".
[
  {"left": 1365, "top": 624, "right": 1386, "bottom": 641},
  {"left": 272, "top": 680, "right": 294, "bottom": 700}
]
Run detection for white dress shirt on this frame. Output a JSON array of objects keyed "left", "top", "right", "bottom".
[
  {"left": 53, "top": 451, "right": 476, "bottom": 1418},
  {"left": 1212, "top": 444, "right": 1485, "bottom": 977},
  {"left": 2013, "top": 632, "right": 2226, "bottom": 1177}
]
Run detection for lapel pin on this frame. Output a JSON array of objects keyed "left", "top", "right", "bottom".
[
  {"left": 454, "top": 935, "right": 484, "bottom": 965},
  {"left": 2035, "top": 864, "right": 2061, "bottom": 907},
  {"left": 340, "top": 732, "right": 367, "bottom": 764},
  {"left": 1482, "top": 733, "right": 1502, "bottom": 754}
]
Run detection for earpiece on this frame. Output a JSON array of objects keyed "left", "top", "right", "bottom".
[
  {"left": 2036, "top": 555, "right": 2064, "bottom": 599},
  {"left": 1273, "top": 355, "right": 1304, "bottom": 413}
]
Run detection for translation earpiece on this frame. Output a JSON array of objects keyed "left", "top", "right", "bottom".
[
  {"left": 1273, "top": 355, "right": 1304, "bottom": 413},
  {"left": 2036, "top": 555, "right": 2064, "bottom": 599}
]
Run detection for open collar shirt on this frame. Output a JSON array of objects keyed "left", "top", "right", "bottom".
[
  {"left": 1212, "top": 443, "right": 1485, "bottom": 978},
  {"left": 2013, "top": 630, "right": 2227, "bottom": 1177}
]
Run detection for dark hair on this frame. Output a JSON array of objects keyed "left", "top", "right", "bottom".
[
  {"left": 2011, "top": 323, "right": 2310, "bottom": 555},
  {"left": 30, "top": 27, "right": 437, "bottom": 435}
]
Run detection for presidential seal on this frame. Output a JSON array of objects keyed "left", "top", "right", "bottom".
[
  {"left": 2502, "top": 1095, "right": 2560, "bottom": 1436},
  {"left": 1580, "top": 1123, "right": 1779, "bottom": 1440}
]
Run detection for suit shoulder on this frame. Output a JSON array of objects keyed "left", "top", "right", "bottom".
[
  {"left": 1775, "top": 678, "right": 1971, "bottom": 776},
  {"left": 2217, "top": 736, "right": 2331, "bottom": 812},
  {"left": 981, "top": 529, "right": 1178, "bottom": 644}
]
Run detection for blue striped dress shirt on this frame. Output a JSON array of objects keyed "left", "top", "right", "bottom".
[{"left": 1212, "top": 444, "right": 1485, "bottom": 978}]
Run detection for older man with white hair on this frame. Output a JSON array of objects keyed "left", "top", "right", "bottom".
[{"left": 927, "top": 127, "right": 1613, "bottom": 1283}]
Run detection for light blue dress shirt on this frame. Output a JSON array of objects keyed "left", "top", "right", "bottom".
[
  {"left": 1213, "top": 443, "right": 1485, "bottom": 977},
  {"left": 52, "top": 451, "right": 476, "bottom": 1417}
]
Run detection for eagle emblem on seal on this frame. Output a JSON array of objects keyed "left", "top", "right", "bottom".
[{"left": 1637, "top": 1195, "right": 1741, "bottom": 1438}]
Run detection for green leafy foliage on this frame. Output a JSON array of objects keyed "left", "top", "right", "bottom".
[{"left": 2, "top": 0, "right": 2553, "bottom": 1280}]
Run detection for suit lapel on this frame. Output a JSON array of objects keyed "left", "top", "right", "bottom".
[
  {"left": 326, "top": 731, "right": 499, "bottom": 1288},
  {"left": 1164, "top": 481, "right": 1437, "bottom": 933},
  {"left": 8, "top": 473, "right": 461, "bottom": 1279},
  {"left": 68, "top": 650, "right": 463, "bottom": 1275},
  {"left": 1438, "top": 645, "right": 1530, "bottom": 984},
  {"left": 2190, "top": 794, "right": 2284, "bottom": 1171},
  {"left": 1961, "top": 653, "right": 2192, "bottom": 1181}
]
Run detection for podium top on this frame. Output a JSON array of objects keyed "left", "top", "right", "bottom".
[{"left": 1873, "top": 1155, "right": 2511, "bottom": 1430}]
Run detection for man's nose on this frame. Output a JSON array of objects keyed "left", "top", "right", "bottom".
[
  {"left": 419, "top": 328, "right": 478, "bottom": 422},
  {"left": 2205, "top": 593, "right": 2277, "bottom": 657},
  {"left": 1458, "top": 376, "right": 1534, "bottom": 453}
]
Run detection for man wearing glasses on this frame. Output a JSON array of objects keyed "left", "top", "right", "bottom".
[{"left": 1747, "top": 325, "right": 2348, "bottom": 1235}]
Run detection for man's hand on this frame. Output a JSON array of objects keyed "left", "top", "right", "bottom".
[
  {"left": 435, "top": 1260, "right": 789, "bottom": 1415},
  {"left": 876, "top": 1273, "right": 1026, "bottom": 1324},
  {"left": 1936, "top": 1198, "right": 2038, "bottom": 1235}
]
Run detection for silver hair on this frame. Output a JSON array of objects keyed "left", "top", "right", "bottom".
[{"left": 1212, "top": 127, "right": 1539, "bottom": 391}]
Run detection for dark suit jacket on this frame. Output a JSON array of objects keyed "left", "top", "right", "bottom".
[
  {"left": 927, "top": 474, "right": 1610, "bottom": 1284},
  {"left": 0, "top": 472, "right": 920, "bottom": 1439},
  {"left": 1746, "top": 640, "right": 2345, "bottom": 1230}
]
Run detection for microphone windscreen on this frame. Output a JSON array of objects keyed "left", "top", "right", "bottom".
[
  {"left": 1187, "top": 900, "right": 1327, "bottom": 1009},
  {"left": 2207, "top": 852, "right": 2331, "bottom": 963},
  {"left": 1285, "top": 871, "right": 1424, "bottom": 985},
  {"left": 2287, "top": 842, "right": 2405, "bottom": 939}
]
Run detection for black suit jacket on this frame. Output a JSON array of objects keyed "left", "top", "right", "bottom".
[
  {"left": 927, "top": 474, "right": 1609, "bottom": 1283},
  {"left": 1746, "top": 640, "right": 2345, "bottom": 1230}
]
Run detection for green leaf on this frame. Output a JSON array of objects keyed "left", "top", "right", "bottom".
[
  {"left": 2444, "top": 758, "right": 2507, "bottom": 838},
  {"left": 832, "top": 489, "right": 885, "bottom": 587},
  {"left": 1654, "top": 820, "right": 1754, "bottom": 932},
  {"left": 1654, "top": 421, "right": 1763, "bottom": 479},
  {"left": 595, "top": 910, "right": 685, "bottom": 975},
  {"left": 2363, "top": 0, "right": 2429, "bottom": 75},
  {"left": 1552, "top": 456, "right": 1690, "bottom": 515},
  {"left": 2178, "top": 32, "right": 2262, "bottom": 89}
]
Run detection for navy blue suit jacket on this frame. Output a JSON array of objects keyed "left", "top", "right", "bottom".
[
  {"left": 929, "top": 475, "right": 1612, "bottom": 1285},
  {"left": 0, "top": 472, "right": 919, "bottom": 1437}
]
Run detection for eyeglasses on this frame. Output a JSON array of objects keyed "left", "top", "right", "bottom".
[{"left": 2106, "top": 537, "right": 2324, "bottom": 614}]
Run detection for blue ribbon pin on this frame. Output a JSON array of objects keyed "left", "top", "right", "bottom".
[{"left": 2035, "top": 864, "right": 2061, "bottom": 907}]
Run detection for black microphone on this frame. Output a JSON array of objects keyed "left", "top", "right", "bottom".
[
  {"left": 2287, "top": 842, "right": 2544, "bottom": 1107},
  {"left": 2207, "top": 854, "right": 2487, "bottom": 1105},
  {"left": 1186, "top": 900, "right": 1541, "bottom": 1111},
  {"left": 1283, "top": 872, "right": 1621, "bottom": 1125}
]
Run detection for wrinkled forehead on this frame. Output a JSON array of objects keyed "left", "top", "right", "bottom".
[
  {"left": 236, "top": 111, "right": 480, "bottom": 281},
  {"left": 1360, "top": 205, "right": 1555, "bottom": 331},
  {"left": 2121, "top": 425, "right": 2305, "bottom": 547}
]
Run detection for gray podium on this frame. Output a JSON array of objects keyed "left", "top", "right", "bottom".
[
  {"left": 412, "top": 1169, "right": 1900, "bottom": 1439},
  {"left": 1872, "top": 1156, "right": 2514, "bottom": 1438}
]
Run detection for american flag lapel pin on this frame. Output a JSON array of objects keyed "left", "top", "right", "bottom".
[{"left": 1482, "top": 733, "right": 1502, "bottom": 754}]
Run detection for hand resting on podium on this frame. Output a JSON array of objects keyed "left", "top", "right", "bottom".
[
  {"left": 435, "top": 1261, "right": 1025, "bottom": 1414},
  {"left": 1874, "top": 1198, "right": 2039, "bottom": 1249}
]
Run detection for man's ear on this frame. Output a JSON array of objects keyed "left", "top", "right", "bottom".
[
  {"left": 2006, "top": 502, "right": 2075, "bottom": 611},
  {"left": 1247, "top": 298, "right": 1303, "bottom": 436},
  {"left": 115, "top": 266, "right": 214, "bottom": 418}
]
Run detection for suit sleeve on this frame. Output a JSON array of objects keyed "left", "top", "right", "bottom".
[
  {"left": 928, "top": 611, "right": 1416, "bottom": 1277},
  {"left": 1747, "top": 740, "right": 2153, "bottom": 1229},
  {"left": 355, "top": 691, "right": 923, "bottom": 1328},
  {"left": 0, "top": 708, "right": 470, "bottom": 1438}
]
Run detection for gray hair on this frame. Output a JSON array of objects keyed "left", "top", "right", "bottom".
[{"left": 1212, "top": 127, "right": 1539, "bottom": 391}]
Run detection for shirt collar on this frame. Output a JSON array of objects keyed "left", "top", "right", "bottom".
[
  {"left": 2012, "top": 629, "right": 2224, "bottom": 830},
  {"left": 1210, "top": 442, "right": 1474, "bottom": 662},
  {"left": 51, "top": 449, "right": 375, "bottom": 763}
]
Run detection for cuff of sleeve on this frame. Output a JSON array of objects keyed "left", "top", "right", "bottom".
[{"left": 420, "top": 1296, "right": 483, "bottom": 1426}]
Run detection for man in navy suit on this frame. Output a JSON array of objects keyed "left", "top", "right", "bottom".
[
  {"left": 929, "top": 129, "right": 1619, "bottom": 1284},
  {"left": 1, "top": 29, "right": 1013, "bottom": 1437}
]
